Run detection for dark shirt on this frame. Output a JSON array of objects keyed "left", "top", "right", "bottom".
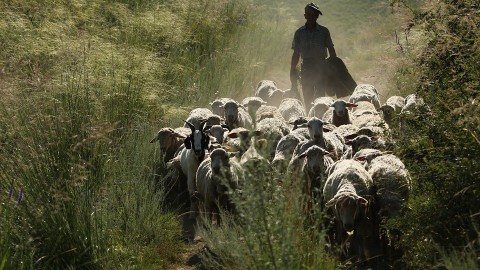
[{"left": 291, "top": 23, "right": 334, "bottom": 61}]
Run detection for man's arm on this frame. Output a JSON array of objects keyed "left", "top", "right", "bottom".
[
  {"left": 290, "top": 49, "right": 300, "bottom": 84},
  {"left": 327, "top": 45, "right": 337, "bottom": 58}
]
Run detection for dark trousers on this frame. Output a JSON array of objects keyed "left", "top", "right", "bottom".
[{"left": 301, "top": 60, "right": 327, "bottom": 111}]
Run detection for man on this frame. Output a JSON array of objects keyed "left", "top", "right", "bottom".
[{"left": 290, "top": 3, "right": 337, "bottom": 110}]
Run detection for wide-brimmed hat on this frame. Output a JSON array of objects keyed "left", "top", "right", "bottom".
[{"left": 305, "top": 3, "right": 323, "bottom": 15}]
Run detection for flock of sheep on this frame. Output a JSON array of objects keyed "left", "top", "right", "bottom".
[{"left": 150, "top": 80, "right": 427, "bottom": 267}]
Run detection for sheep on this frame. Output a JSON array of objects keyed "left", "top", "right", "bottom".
[
  {"left": 210, "top": 97, "right": 235, "bottom": 116},
  {"left": 323, "top": 159, "right": 376, "bottom": 262},
  {"left": 289, "top": 117, "right": 311, "bottom": 140},
  {"left": 297, "top": 145, "right": 334, "bottom": 198},
  {"left": 330, "top": 100, "right": 358, "bottom": 127},
  {"left": 178, "top": 120, "right": 211, "bottom": 218},
  {"left": 271, "top": 134, "right": 303, "bottom": 169},
  {"left": 377, "top": 95, "right": 405, "bottom": 125},
  {"left": 195, "top": 148, "right": 244, "bottom": 224},
  {"left": 289, "top": 117, "right": 330, "bottom": 171},
  {"left": 341, "top": 135, "right": 375, "bottom": 160},
  {"left": 322, "top": 107, "right": 334, "bottom": 123},
  {"left": 267, "top": 88, "right": 286, "bottom": 107},
  {"left": 255, "top": 105, "right": 284, "bottom": 122},
  {"left": 224, "top": 127, "right": 262, "bottom": 155},
  {"left": 255, "top": 80, "right": 277, "bottom": 101},
  {"left": 278, "top": 98, "right": 307, "bottom": 123},
  {"left": 221, "top": 101, "right": 253, "bottom": 130},
  {"left": 348, "top": 84, "right": 381, "bottom": 109},
  {"left": 204, "top": 124, "right": 230, "bottom": 144},
  {"left": 206, "top": 114, "right": 224, "bottom": 126},
  {"left": 256, "top": 117, "right": 291, "bottom": 160},
  {"left": 184, "top": 108, "right": 215, "bottom": 129},
  {"left": 241, "top": 96, "right": 267, "bottom": 120},
  {"left": 308, "top": 97, "right": 335, "bottom": 118},
  {"left": 351, "top": 101, "right": 378, "bottom": 116},
  {"left": 331, "top": 124, "right": 359, "bottom": 145},
  {"left": 355, "top": 152, "right": 412, "bottom": 265},
  {"left": 401, "top": 93, "right": 428, "bottom": 115},
  {"left": 150, "top": 127, "right": 188, "bottom": 162}
]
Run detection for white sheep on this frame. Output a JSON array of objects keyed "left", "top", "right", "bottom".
[
  {"left": 377, "top": 95, "right": 405, "bottom": 125},
  {"left": 241, "top": 96, "right": 267, "bottom": 121},
  {"left": 184, "top": 108, "right": 215, "bottom": 130},
  {"left": 278, "top": 98, "right": 306, "bottom": 123},
  {"left": 222, "top": 101, "right": 253, "bottom": 130},
  {"left": 348, "top": 84, "right": 381, "bottom": 109},
  {"left": 297, "top": 145, "right": 334, "bottom": 198},
  {"left": 255, "top": 105, "right": 284, "bottom": 122},
  {"left": 255, "top": 80, "right": 277, "bottom": 101},
  {"left": 323, "top": 159, "right": 375, "bottom": 261},
  {"left": 308, "top": 97, "right": 335, "bottom": 118},
  {"left": 195, "top": 148, "right": 243, "bottom": 224},
  {"left": 204, "top": 124, "right": 230, "bottom": 145},
  {"left": 271, "top": 134, "right": 303, "bottom": 169},
  {"left": 256, "top": 117, "right": 291, "bottom": 160},
  {"left": 210, "top": 97, "right": 235, "bottom": 116}
]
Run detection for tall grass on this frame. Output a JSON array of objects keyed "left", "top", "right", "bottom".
[
  {"left": 0, "top": 0, "right": 430, "bottom": 268},
  {"left": 197, "top": 162, "right": 337, "bottom": 269}
]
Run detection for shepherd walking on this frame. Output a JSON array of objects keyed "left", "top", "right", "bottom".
[{"left": 290, "top": 3, "right": 337, "bottom": 110}]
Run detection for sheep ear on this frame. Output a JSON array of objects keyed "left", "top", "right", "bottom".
[
  {"left": 221, "top": 124, "right": 231, "bottom": 131},
  {"left": 345, "top": 139, "right": 353, "bottom": 145},
  {"left": 184, "top": 120, "right": 195, "bottom": 132},
  {"left": 358, "top": 197, "right": 368, "bottom": 206},
  {"left": 346, "top": 103, "right": 358, "bottom": 108},
  {"left": 344, "top": 133, "right": 358, "bottom": 141},
  {"left": 184, "top": 138, "right": 192, "bottom": 149},
  {"left": 323, "top": 126, "right": 333, "bottom": 132},
  {"left": 326, "top": 198, "right": 336, "bottom": 208},
  {"left": 297, "top": 123, "right": 307, "bottom": 128},
  {"left": 150, "top": 136, "right": 158, "bottom": 143},
  {"left": 355, "top": 156, "right": 367, "bottom": 162},
  {"left": 227, "top": 132, "right": 239, "bottom": 138},
  {"left": 371, "top": 136, "right": 378, "bottom": 142}
]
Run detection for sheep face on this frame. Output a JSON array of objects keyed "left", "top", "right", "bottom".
[
  {"left": 346, "top": 135, "right": 373, "bottom": 155},
  {"left": 205, "top": 125, "right": 229, "bottom": 144},
  {"left": 223, "top": 102, "right": 239, "bottom": 126},
  {"left": 331, "top": 100, "right": 357, "bottom": 117},
  {"left": 210, "top": 149, "right": 231, "bottom": 175},
  {"left": 298, "top": 145, "right": 329, "bottom": 175},
  {"left": 184, "top": 121, "right": 209, "bottom": 158},
  {"left": 306, "top": 117, "right": 325, "bottom": 142},
  {"left": 329, "top": 195, "right": 368, "bottom": 234}
]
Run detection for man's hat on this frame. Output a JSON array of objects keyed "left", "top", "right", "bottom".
[{"left": 305, "top": 3, "right": 323, "bottom": 15}]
